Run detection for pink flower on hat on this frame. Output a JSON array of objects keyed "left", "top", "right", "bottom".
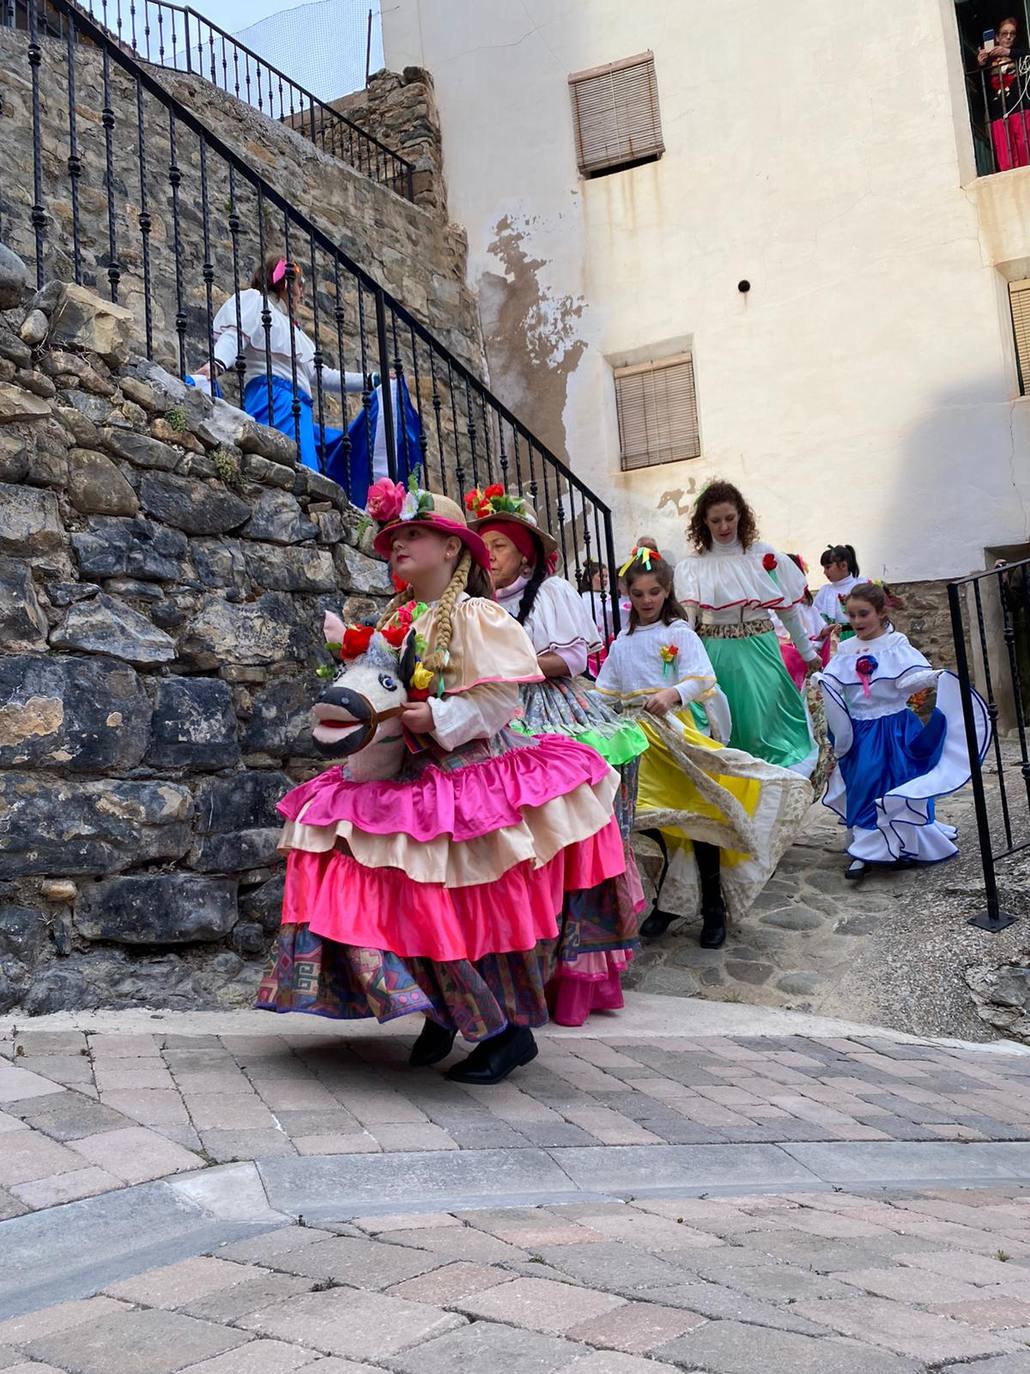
[{"left": 366, "top": 478, "right": 406, "bottom": 524}]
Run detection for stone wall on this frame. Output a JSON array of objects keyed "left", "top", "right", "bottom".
[
  {"left": 0, "top": 29, "right": 482, "bottom": 378},
  {"left": 0, "top": 269, "right": 391, "bottom": 1014},
  {"left": 330, "top": 68, "right": 448, "bottom": 219},
  {"left": 890, "top": 580, "right": 959, "bottom": 673}
]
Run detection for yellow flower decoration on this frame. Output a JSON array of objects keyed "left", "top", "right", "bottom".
[{"left": 411, "top": 663, "right": 434, "bottom": 692}]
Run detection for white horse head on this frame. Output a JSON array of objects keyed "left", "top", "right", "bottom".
[{"left": 311, "top": 611, "right": 416, "bottom": 782}]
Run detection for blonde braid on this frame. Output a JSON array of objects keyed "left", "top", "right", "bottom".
[{"left": 423, "top": 550, "right": 471, "bottom": 678}]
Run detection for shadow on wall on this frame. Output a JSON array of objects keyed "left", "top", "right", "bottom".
[{"left": 890, "top": 376, "right": 1030, "bottom": 674}]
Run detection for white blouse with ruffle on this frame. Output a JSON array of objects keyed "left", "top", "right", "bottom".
[
  {"left": 674, "top": 540, "right": 818, "bottom": 662},
  {"left": 595, "top": 619, "right": 732, "bottom": 740},
  {"left": 496, "top": 575, "right": 602, "bottom": 677},
  {"left": 814, "top": 574, "right": 860, "bottom": 626},
  {"left": 817, "top": 630, "right": 938, "bottom": 721}
]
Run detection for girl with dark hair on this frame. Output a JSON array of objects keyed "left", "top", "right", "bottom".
[
  {"left": 596, "top": 550, "right": 812, "bottom": 947},
  {"left": 675, "top": 481, "right": 819, "bottom": 775},
  {"left": 814, "top": 544, "right": 861, "bottom": 643},
  {"left": 816, "top": 583, "right": 990, "bottom": 881},
  {"left": 465, "top": 485, "right": 647, "bottom": 1025}
]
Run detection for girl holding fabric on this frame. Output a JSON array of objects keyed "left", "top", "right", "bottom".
[
  {"left": 465, "top": 485, "right": 646, "bottom": 1025},
  {"left": 596, "top": 550, "right": 812, "bottom": 946},
  {"left": 817, "top": 582, "right": 990, "bottom": 880},
  {"left": 674, "top": 482, "right": 821, "bottom": 775},
  {"left": 258, "top": 479, "right": 632, "bottom": 1083}
]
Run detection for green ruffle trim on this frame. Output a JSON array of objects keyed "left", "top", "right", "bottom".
[{"left": 512, "top": 717, "right": 649, "bottom": 766}]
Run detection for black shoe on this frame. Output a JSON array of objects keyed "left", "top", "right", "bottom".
[
  {"left": 409, "top": 1019, "right": 456, "bottom": 1067},
  {"left": 445, "top": 1026, "right": 538, "bottom": 1085},
  {"left": 699, "top": 904, "right": 727, "bottom": 949},
  {"left": 640, "top": 907, "right": 677, "bottom": 939},
  {"left": 845, "top": 859, "right": 867, "bottom": 881}
]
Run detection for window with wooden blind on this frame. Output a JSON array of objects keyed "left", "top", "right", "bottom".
[
  {"left": 1010, "top": 279, "right": 1030, "bottom": 396},
  {"left": 614, "top": 353, "right": 701, "bottom": 471},
  {"left": 568, "top": 52, "right": 664, "bottom": 178}
]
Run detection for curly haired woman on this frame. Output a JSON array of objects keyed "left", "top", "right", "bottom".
[{"left": 674, "top": 481, "right": 820, "bottom": 774}]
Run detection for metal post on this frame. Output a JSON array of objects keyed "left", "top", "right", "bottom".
[
  {"left": 365, "top": 7, "right": 372, "bottom": 87},
  {"left": 948, "top": 581, "right": 1016, "bottom": 931},
  {"left": 374, "top": 288, "right": 397, "bottom": 482}
]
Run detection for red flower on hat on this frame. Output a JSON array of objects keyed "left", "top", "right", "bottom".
[
  {"left": 340, "top": 625, "right": 375, "bottom": 660},
  {"left": 762, "top": 553, "right": 778, "bottom": 572},
  {"left": 484, "top": 483, "right": 504, "bottom": 499}
]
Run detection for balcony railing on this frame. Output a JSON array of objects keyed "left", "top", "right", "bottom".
[{"left": 964, "top": 51, "right": 1030, "bottom": 177}]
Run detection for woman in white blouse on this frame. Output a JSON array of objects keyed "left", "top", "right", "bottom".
[
  {"left": 674, "top": 481, "right": 820, "bottom": 776},
  {"left": 198, "top": 255, "right": 368, "bottom": 494}
]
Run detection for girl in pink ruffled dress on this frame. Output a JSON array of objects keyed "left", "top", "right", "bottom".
[{"left": 257, "top": 480, "right": 632, "bottom": 1085}]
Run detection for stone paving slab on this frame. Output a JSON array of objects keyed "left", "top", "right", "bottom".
[
  {"left": 3, "top": 1021, "right": 1028, "bottom": 1227},
  {"left": 1, "top": 1188, "right": 1030, "bottom": 1373}
]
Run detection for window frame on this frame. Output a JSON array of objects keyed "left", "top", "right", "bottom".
[
  {"left": 613, "top": 350, "right": 701, "bottom": 473},
  {"left": 568, "top": 50, "right": 665, "bottom": 179}
]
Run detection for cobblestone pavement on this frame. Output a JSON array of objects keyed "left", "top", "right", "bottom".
[
  {"left": 628, "top": 786, "right": 1029, "bottom": 1041},
  {"left": 4, "top": 1020, "right": 1030, "bottom": 1216},
  {"left": 4, "top": 1186, "right": 1030, "bottom": 1372}
]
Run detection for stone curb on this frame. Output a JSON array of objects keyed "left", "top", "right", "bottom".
[
  {"left": 7, "top": 995, "right": 1030, "bottom": 1052},
  {"left": 5, "top": 1141, "right": 1030, "bottom": 1319}
]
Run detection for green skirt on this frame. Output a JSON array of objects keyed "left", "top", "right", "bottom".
[{"left": 702, "top": 629, "right": 815, "bottom": 774}]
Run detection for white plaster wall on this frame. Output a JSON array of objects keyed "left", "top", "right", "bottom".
[{"left": 384, "top": 0, "right": 1030, "bottom": 581}]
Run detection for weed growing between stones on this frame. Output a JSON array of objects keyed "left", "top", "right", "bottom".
[{"left": 212, "top": 446, "right": 243, "bottom": 491}]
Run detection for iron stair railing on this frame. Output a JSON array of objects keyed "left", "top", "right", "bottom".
[
  {"left": 5, "top": 0, "right": 417, "bottom": 200},
  {"left": 7, "top": 0, "right": 621, "bottom": 634}
]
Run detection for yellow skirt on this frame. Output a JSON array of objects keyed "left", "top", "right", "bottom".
[{"left": 632, "top": 709, "right": 812, "bottom": 919}]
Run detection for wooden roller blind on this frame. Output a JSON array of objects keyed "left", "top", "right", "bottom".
[
  {"left": 1010, "top": 279, "right": 1030, "bottom": 396},
  {"left": 569, "top": 51, "right": 664, "bottom": 177},
  {"left": 614, "top": 353, "right": 701, "bottom": 471}
]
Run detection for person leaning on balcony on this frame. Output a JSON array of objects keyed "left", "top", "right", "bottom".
[
  {"left": 195, "top": 255, "right": 367, "bottom": 488},
  {"left": 977, "top": 16, "right": 1030, "bottom": 171}
]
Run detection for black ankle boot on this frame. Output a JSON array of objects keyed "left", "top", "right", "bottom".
[
  {"left": 696, "top": 841, "right": 727, "bottom": 949},
  {"left": 845, "top": 858, "right": 867, "bottom": 881},
  {"left": 445, "top": 1025, "right": 538, "bottom": 1084},
  {"left": 699, "top": 903, "right": 727, "bottom": 949},
  {"left": 409, "top": 1018, "right": 456, "bottom": 1067},
  {"left": 640, "top": 907, "right": 677, "bottom": 939}
]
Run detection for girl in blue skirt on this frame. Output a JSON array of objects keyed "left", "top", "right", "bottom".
[{"left": 817, "top": 582, "right": 990, "bottom": 880}]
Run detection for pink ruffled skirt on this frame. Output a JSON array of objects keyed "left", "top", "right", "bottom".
[{"left": 256, "top": 730, "right": 639, "bottom": 1040}]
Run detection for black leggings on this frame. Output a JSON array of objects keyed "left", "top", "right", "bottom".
[{"left": 643, "top": 830, "right": 721, "bottom": 906}]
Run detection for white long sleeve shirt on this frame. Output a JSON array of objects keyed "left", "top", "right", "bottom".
[
  {"left": 211, "top": 289, "right": 365, "bottom": 399},
  {"left": 496, "top": 575, "right": 602, "bottom": 677},
  {"left": 674, "top": 540, "right": 820, "bottom": 663}
]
